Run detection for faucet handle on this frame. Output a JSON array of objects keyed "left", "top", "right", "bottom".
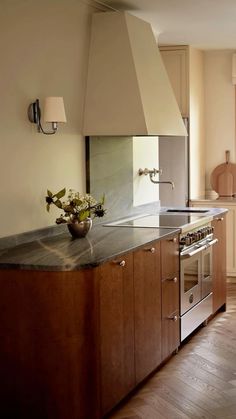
[{"left": 138, "top": 168, "right": 161, "bottom": 176}]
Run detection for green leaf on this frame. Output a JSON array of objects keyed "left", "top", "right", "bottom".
[
  {"left": 55, "top": 188, "right": 66, "bottom": 200},
  {"left": 47, "top": 190, "right": 53, "bottom": 198},
  {"left": 63, "top": 204, "right": 73, "bottom": 213},
  {"left": 100, "top": 193, "right": 105, "bottom": 205},
  {"left": 79, "top": 210, "right": 90, "bottom": 221},
  {"left": 54, "top": 199, "right": 63, "bottom": 209}
]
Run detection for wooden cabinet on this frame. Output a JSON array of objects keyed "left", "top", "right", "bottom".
[
  {"left": 212, "top": 216, "right": 227, "bottom": 312},
  {"left": 0, "top": 269, "right": 99, "bottom": 419},
  {"left": 133, "top": 243, "right": 161, "bottom": 384},
  {"left": 0, "top": 233, "right": 179, "bottom": 419},
  {"left": 98, "top": 253, "right": 135, "bottom": 415},
  {"left": 160, "top": 235, "right": 180, "bottom": 360},
  {"left": 93, "top": 235, "right": 179, "bottom": 415},
  {"left": 159, "top": 46, "right": 189, "bottom": 117},
  {"left": 192, "top": 200, "right": 232, "bottom": 275}
]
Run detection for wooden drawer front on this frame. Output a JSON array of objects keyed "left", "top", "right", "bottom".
[
  {"left": 162, "top": 273, "right": 179, "bottom": 318},
  {"left": 161, "top": 235, "right": 179, "bottom": 277},
  {"left": 161, "top": 310, "right": 180, "bottom": 360}
]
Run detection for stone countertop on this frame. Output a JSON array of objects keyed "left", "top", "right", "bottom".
[
  {"left": 0, "top": 207, "right": 228, "bottom": 272},
  {"left": 0, "top": 224, "right": 180, "bottom": 272}
]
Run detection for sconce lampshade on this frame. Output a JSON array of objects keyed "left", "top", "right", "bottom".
[{"left": 43, "top": 97, "right": 67, "bottom": 123}]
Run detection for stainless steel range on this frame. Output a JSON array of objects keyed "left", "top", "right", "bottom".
[{"left": 180, "top": 224, "right": 217, "bottom": 341}]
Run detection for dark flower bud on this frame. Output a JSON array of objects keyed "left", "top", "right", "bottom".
[
  {"left": 94, "top": 207, "right": 106, "bottom": 218},
  {"left": 46, "top": 196, "right": 54, "bottom": 204}
]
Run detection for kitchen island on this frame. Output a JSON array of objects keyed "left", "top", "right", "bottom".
[{"left": 0, "top": 207, "right": 227, "bottom": 419}]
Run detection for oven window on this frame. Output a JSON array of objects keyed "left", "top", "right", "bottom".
[{"left": 184, "top": 259, "right": 199, "bottom": 292}]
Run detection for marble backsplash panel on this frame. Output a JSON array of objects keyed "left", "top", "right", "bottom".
[{"left": 86, "top": 136, "right": 160, "bottom": 223}]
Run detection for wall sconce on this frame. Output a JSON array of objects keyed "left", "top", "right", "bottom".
[{"left": 28, "top": 97, "right": 67, "bottom": 135}]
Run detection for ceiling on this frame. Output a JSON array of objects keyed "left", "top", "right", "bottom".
[{"left": 97, "top": 0, "right": 236, "bottom": 50}]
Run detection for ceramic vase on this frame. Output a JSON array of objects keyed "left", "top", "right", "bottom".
[{"left": 67, "top": 218, "right": 92, "bottom": 238}]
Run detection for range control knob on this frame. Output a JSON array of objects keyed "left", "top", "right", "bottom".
[
  {"left": 186, "top": 235, "right": 192, "bottom": 245},
  {"left": 208, "top": 226, "right": 214, "bottom": 234},
  {"left": 202, "top": 228, "right": 207, "bottom": 238}
]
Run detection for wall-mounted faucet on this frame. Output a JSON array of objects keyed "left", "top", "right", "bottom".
[{"left": 138, "top": 168, "right": 175, "bottom": 189}]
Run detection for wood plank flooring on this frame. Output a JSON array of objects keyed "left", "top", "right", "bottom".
[{"left": 108, "top": 284, "right": 236, "bottom": 419}]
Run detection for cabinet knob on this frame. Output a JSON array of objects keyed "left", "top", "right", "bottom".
[
  {"left": 216, "top": 217, "right": 224, "bottom": 221},
  {"left": 119, "top": 260, "right": 126, "bottom": 267},
  {"left": 168, "top": 276, "right": 178, "bottom": 283},
  {"left": 169, "top": 237, "right": 177, "bottom": 243},
  {"left": 150, "top": 247, "right": 155, "bottom": 253},
  {"left": 169, "top": 315, "right": 178, "bottom": 322}
]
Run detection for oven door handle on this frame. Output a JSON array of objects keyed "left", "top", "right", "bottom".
[
  {"left": 205, "top": 238, "right": 218, "bottom": 248},
  {"left": 181, "top": 244, "right": 207, "bottom": 259},
  {"left": 181, "top": 238, "right": 218, "bottom": 259}
]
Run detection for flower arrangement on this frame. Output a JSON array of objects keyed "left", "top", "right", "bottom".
[{"left": 45, "top": 188, "right": 106, "bottom": 224}]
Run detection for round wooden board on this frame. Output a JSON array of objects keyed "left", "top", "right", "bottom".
[{"left": 210, "top": 162, "right": 236, "bottom": 196}]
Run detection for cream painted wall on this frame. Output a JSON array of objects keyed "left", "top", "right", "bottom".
[
  {"left": 0, "top": 0, "right": 103, "bottom": 237},
  {"left": 189, "top": 47, "right": 205, "bottom": 199},
  {"left": 204, "top": 50, "right": 235, "bottom": 193}
]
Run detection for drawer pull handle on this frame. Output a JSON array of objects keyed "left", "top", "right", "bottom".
[
  {"left": 216, "top": 217, "right": 224, "bottom": 221},
  {"left": 168, "top": 315, "right": 178, "bottom": 322},
  {"left": 150, "top": 247, "right": 155, "bottom": 253},
  {"left": 169, "top": 237, "right": 177, "bottom": 243},
  {"left": 119, "top": 260, "right": 126, "bottom": 267}
]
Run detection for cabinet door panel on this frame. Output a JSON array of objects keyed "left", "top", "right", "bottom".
[
  {"left": 99, "top": 253, "right": 135, "bottom": 415},
  {"left": 160, "top": 48, "right": 188, "bottom": 117},
  {"left": 225, "top": 208, "right": 235, "bottom": 275},
  {"left": 134, "top": 243, "right": 161, "bottom": 384}
]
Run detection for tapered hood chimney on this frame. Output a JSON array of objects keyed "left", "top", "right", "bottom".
[{"left": 83, "top": 12, "right": 187, "bottom": 136}]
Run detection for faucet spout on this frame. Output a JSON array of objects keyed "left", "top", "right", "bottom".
[{"left": 149, "top": 173, "right": 175, "bottom": 189}]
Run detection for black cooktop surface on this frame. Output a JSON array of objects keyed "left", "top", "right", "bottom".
[{"left": 108, "top": 214, "right": 205, "bottom": 228}]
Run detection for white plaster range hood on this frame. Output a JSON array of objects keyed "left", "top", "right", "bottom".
[{"left": 83, "top": 11, "right": 187, "bottom": 137}]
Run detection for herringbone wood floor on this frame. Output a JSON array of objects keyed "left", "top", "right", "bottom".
[{"left": 109, "top": 284, "right": 236, "bottom": 419}]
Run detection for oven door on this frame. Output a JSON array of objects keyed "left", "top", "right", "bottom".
[{"left": 181, "top": 250, "right": 201, "bottom": 315}]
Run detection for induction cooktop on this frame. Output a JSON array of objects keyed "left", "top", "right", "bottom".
[{"left": 104, "top": 213, "right": 213, "bottom": 233}]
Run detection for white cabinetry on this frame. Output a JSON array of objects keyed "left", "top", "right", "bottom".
[
  {"left": 159, "top": 46, "right": 189, "bottom": 117},
  {"left": 159, "top": 45, "right": 205, "bottom": 200},
  {"left": 192, "top": 200, "right": 235, "bottom": 276}
]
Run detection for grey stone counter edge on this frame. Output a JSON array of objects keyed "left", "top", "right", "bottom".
[
  {"left": 0, "top": 225, "right": 180, "bottom": 272},
  {"left": 188, "top": 204, "right": 228, "bottom": 218}
]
